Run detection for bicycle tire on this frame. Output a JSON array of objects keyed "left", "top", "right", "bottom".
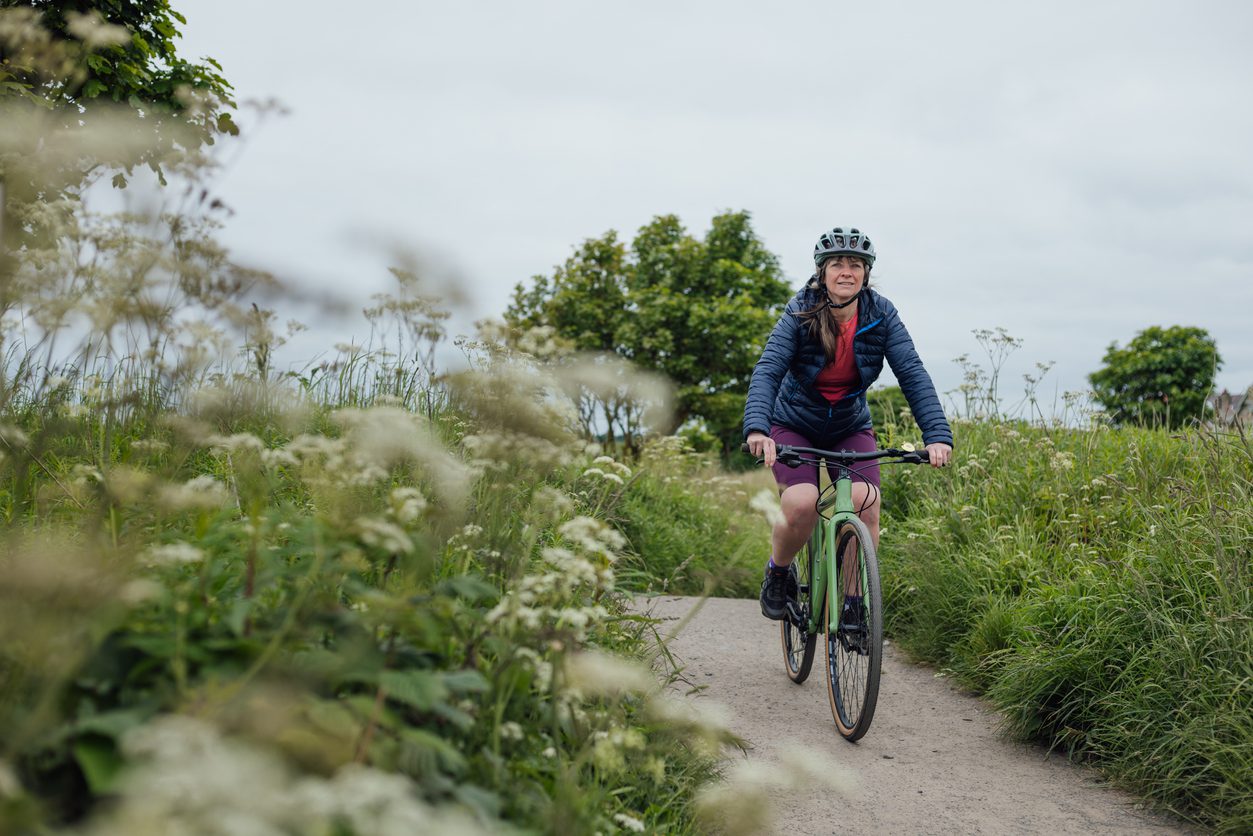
[
  {"left": 823, "top": 516, "right": 883, "bottom": 741},
  {"left": 780, "top": 538, "right": 817, "bottom": 683}
]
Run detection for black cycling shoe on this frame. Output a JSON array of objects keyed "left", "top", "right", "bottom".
[{"left": 759, "top": 565, "right": 790, "bottom": 621}]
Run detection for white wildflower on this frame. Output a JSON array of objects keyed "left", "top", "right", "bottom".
[
  {"left": 158, "top": 475, "right": 231, "bottom": 512},
  {"left": 356, "top": 517, "right": 414, "bottom": 555},
  {"left": 389, "top": 487, "right": 428, "bottom": 523},
  {"left": 559, "top": 516, "right": 626, "bottom": 558},
  {"left": 613, "top": 812, "right": 646, "bottom": 832},
  {"left": 144, "top": 542, "right": 205, "bottom": 567},
  {"left": 564, "top": 650, "right": 655, "bottom": 698},
  {"left": 261, "top": 447, "right": 299, "bottom": 469},
  {"left": 1050, "top": 451, "right": 1076, "bottom": 471},
  {"left": 533, "top": 486, "right": 575, "bottom": 517},
  {"left": 206, "top": 433, "right": 266, "bottom": 456},
  {"left": 749, "top": 489, "right": 784, "bottom": 527},
  {"left": 499, "top": 721, "right": 523, "bottom": 742},
  {"left": 71, "top": 463, "right": 103, "bottom": 486},
  {"left": 130, "top": 439, "right": 170, "bottom": 456}
]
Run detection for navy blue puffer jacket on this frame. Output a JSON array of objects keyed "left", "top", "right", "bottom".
[{"left": 742, "top": 286, "right": 953, "bottom": 447}]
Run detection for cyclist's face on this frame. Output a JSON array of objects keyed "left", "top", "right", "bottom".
[{"left": 822, "top": 256, "right": 866, "bottom": 304}]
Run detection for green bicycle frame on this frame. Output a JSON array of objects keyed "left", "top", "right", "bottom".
[{"left": 806, "top": 469, "right": 866, "bottom": 634}]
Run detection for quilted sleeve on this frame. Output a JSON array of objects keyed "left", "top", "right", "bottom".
[
  {"left": 882, "top": 306, "right": 954, "bottom": 447},
  {"left": 742, "top": 301, "right": 801, "bottom": 439}
]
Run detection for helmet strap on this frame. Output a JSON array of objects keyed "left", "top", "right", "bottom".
[{"left": 824, "top": 289, "right": 861, "bottom": 310}]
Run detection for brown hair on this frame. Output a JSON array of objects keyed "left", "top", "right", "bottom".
[{"left": 796, "top": 257, "right": 870, "bottom": 364}]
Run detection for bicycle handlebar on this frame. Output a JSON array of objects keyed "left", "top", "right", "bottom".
[{"left": 740, "top": 442, "right": 930, "bottom": 466}]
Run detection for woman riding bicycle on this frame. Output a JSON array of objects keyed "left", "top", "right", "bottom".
[{"left": 743, "top": 227, "right": 953, "bottom": 623}]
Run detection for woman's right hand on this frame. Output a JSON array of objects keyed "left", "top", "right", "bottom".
[{"left": 746, "top": 431, "right": 777, "bottom": 469}]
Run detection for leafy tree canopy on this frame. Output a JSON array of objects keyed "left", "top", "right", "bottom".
[
  {"left": 507, "top": 211, "right": 793, "bottom": 451},
  {"left": 0, "top": 1, "right": 235, "bottom": 197},
  {"left": 1088, "top": 325, "right": 1222, "bottom": 429}
]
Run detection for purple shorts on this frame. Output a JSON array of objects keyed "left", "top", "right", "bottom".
[{"left": 770, "top": 425, "right": 881, "bottom": 492}]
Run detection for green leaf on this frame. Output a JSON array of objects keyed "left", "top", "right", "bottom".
[
  {"left": 71, "top": 708, "right": 150, "bottom": 740},
  {"left": 225, "top": 598, "right": 252, "bottom": 637},
  {"left": 442, "top": 669, "right": 489, "bottom": 693},
  {"left": 398, "top": 727, "right": 468, "bottom": 775},
  {"left": 379, "top": 669, "right": 447, "bottom": 711},
  {"left": 111, "top": 172, "right": 128, "bottom": 189},
  {"left": 74, "top": 737, "right": 124, "bottom": 794}
]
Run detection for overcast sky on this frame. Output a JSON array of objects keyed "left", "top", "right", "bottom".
[{"left": 171, "top": 0, "right": 1253, "bottom": 415}]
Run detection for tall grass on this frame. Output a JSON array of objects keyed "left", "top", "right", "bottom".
[{"left": 879, "top": 416, "right": 1252, "bottom": 833}]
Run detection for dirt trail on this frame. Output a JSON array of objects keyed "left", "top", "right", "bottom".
[{"left": 645, "top": 596, "right": 1197, "bottom": 835}]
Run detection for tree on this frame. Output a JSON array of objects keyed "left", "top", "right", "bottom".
[
  {"left": 1, "top": 1, "right": 235, "bottom": 265},
  {"left": 507, "top": 211, "right": 793, "bottom": 452},
  {"left": 1088, "top": 325, "right": 1222, "bottom": 429},
  {"left": 0, "top": 1, "right": 236, "bottom": 172}
]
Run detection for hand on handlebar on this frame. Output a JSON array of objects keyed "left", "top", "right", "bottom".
[
  {"left": 745, "top": 431, "right": 776, "bottom": 469},
  {"left": 925, "top": 442, "right": 952, "bottom": 468}
]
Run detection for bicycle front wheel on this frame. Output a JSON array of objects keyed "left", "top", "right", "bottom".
[
  {"left": 780, "top": 537, "right": 817, "bottom": 683},
  {"left": 823, "top": 517, "right": 883, "bottom": 742}
]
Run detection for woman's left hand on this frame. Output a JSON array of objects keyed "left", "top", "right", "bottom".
[{"left": 925, "top": 442, "right": 953, "bottom": 468}]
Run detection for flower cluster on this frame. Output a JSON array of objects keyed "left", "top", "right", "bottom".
[{"left": 487, "top": 516, "right": 625, "bottom": 643}]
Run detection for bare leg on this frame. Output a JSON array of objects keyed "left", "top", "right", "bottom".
[
  {"left": 851, "top": 482, "right": 881, "bottom": 548},
  {"left": 769, "top": 483, "right": 819, "bottom": 568}
]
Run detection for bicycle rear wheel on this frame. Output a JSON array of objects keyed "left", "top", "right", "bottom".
[
  {"left": 780, "top": 537, "right": 817, "bottom": 683},
  {"left": 823, "top": 517, "right": 882, "bottom": 741}
]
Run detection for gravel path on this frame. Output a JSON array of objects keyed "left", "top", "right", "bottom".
[{"left": 643, "top": 595, "right": 1197, "bottom": 835}]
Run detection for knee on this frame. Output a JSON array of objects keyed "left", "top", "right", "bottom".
[
  {"left": 779, "top": 488, "right": 818, "bottom": 530},
  {"left": 784, "top": 504, "right": 818, "bottom": 531}
]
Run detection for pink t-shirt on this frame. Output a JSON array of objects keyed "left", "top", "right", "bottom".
[{"left": 814, "top": 318, "right": 859, "bottom": 404}]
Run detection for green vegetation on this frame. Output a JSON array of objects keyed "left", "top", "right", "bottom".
[
  {"left": 613, "top": 439, "right": 770, "bottom": 598},
  {"left": 0, "top": 262, "right": 756, "bottom": 831},
  {"left": 878, "top": 416, "right": 1252, "bottom": 833},
  {"left": 0, "top": 51, "right": 765, "bottom": 826},
  {"left": 506, "top": 211, "right": 793, "bottom": 454},
  {"left": 1089, "top": 325, "right": 1222, "bottom": 429}
]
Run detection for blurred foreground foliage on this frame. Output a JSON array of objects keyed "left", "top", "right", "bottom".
[
  {"left": 0, "top": 34, "right": 771, "bottom": 826},
  {"left": 0, "top": 167, "right": 783, "bottom": 829}
]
